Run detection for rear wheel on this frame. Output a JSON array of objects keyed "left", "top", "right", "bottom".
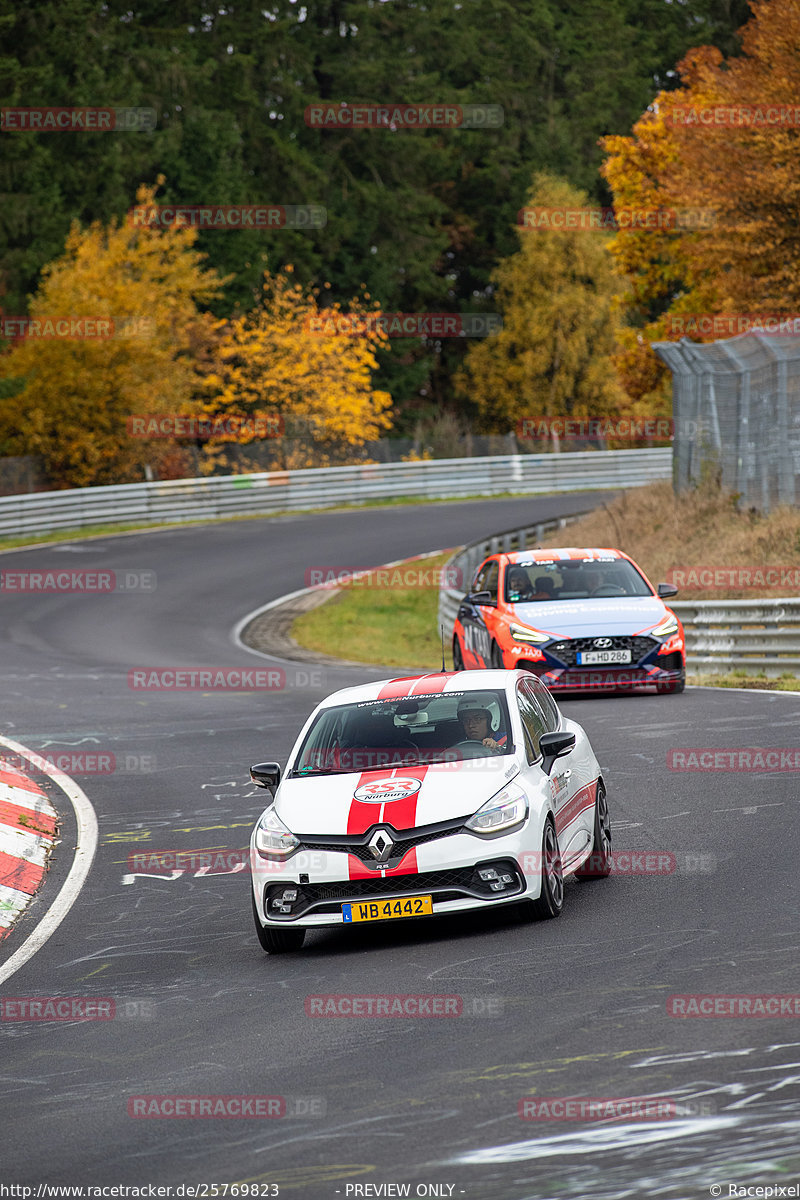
[
  {"left": 252, "top": 891, "right": 306, "bottom": 953},
  {"left": 576, "top": 781, "right": 612, "bottom": 880},
  {"left": 452, "top": 637, "right": 465, "bottom": 671},
  {"left": 521, "top": 818, "right": 564, "bottom": 920}
]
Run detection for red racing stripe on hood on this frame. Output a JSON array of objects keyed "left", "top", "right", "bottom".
[{"left": 347, "top": 767, "right": 428, "bottom": 879}]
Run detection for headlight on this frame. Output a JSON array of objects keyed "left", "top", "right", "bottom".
[
  {"left": 254, "top": 807, "right": 300, "bottom": 858},
  {"left": 509, "top": 622, "right": 550, "bottom": 645},
  {"left": 651, "top": 614, "right": 678, "bottom": 638},
  {"left": 466, "top": 785, "right": 528, "bottom": 837}
]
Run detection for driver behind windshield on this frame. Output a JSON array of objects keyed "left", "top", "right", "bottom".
[{"left": 456, "top": 699, "right": 506, "bottom": 751}]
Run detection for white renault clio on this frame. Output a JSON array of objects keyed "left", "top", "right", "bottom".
[{"left": 249, "top": 669, "right": 611, "bottom": 953}]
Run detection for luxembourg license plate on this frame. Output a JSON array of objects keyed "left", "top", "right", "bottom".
[
  {"left": 343, "top": 895, "right": 433, "bottom": 923},
  {"left": 577, "top": 649, "right": 631, "bottom": 665}
]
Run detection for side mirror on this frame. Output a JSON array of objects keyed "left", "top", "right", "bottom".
[
  {"left": 539, "top": 731, "right": 576, "bottom": 776},
  {"left": 250, "top": 762, "right": 281, "bottom": 793},
  {"left": 657, "top": 582, "right": 679, "bottom": 598},
  {"left": 468, "top": 590, "right": 494, "bottom": 606}
]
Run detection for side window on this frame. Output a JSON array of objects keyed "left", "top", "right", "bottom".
[
  {"left": 472, "top": 559, "right": 499, "bottom": 602},
  {"left": 523, "top": 677, "right": 560, "bottom": 732},
  {"left": 517, "top": 685, "right": 547, "bottom": 761}
]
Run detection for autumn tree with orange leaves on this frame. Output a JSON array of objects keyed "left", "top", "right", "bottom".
[{"left": 601, "top": 0, "right": 800, "bottom": 407}]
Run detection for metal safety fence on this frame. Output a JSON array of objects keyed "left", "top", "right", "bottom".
[
  {"left": 0, "top": 449, "right": 670, "bottom": 539},
  {"left": 653, "top": 332, "right": 800, "bottom": 512}
]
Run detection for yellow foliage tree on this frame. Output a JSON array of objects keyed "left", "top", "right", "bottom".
[
  {"left": 0, "top": 179, "right": 224, "bottom": 488},
  {"left": 198, "top": 268, "right": 393, "bottom": 471},
  {"left": 456, "top": 173, "right": 627, "bottom": 437}
]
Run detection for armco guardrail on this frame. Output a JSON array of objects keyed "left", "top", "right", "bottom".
[
  {"left": 438, "top": 532, "right": 800, "bottom": 678},
  {"left": 0, "top": 449, "right": 670, "bottom": 539},
  {"left": 670, "top": 598, "right": 800, "bottom": 676}
]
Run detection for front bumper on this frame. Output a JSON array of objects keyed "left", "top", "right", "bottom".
[{"left": 251, "top": 828, "right": 541, "bottom": 928}]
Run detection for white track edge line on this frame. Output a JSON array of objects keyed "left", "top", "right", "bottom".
[{"left": 0, "top": 734, "right": 98, "bottom": 986}]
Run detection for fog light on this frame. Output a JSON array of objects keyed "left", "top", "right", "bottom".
[
  {"left": 479, "top": 868, "right": 499, "bottom": 881},
  {"left": 489, "top": 880, "right": 505, "bottom": 892},
  {"left": 500, "top": 874, "right": 513, "bottom": 884},
  {"left": 279, "top": 903, "right": 292, "bottom": 914},
  {"left": 271, "top": 898, "right": 283, "bottom": 909},
  {"left": 282, "top": 889, "right": 298, "bottom": 902}
]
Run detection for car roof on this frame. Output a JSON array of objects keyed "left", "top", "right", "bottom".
[
  {"left": 316, "top": 669, "right": 519, "bottom": 709},
  {"left": 504, "top": 547, "right": 626, "bottom": 564}
]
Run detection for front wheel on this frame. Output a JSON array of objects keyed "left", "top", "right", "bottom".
[
  {"left": 252, "top": 891, "right": 306, "bottom": 953},
  {"left": 521, "top": 818, "right": 564, "bottom": 920},
  {"left": 490, "top": 641, "right": 505, "bottom": 669},
  {"left": 575, "top": 781, "right": 612, "bottom": 880},
  {"left": 657, "top": 672, "right": 686, "bottom": 694},
  {"left": 452, "top": 637, "right": 465, "bottom": 671}
]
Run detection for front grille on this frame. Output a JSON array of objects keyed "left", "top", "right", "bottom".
[
  {"left": 297, "top": 816, "right": 467, "bottom": 871},
  {"left": 264, "top": 860, "right": 523, "bottom": 920},
  {"left": 548, "top": 635, "right": 657, "bottom": 668}
]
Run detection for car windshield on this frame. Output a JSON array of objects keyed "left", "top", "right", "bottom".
[
  {"left": 289, "top": 689, "right": 514, "bottom": 775},
  {"left": 505, "top": 557, "right": 652, "bottom": 602}
]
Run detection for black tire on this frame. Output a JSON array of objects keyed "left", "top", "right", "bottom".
[
  {"left": 252, "top": 891, "right": 306, "bottom": 953},
  {"left": 525, "top": 817, "right": 564, "bottom": 920},
  {"left": 490, "top": 641, "right": 505, "bottom": 669},
  {"left": 452, "top": 637, "right": 465, "bottom": 671},
  {"left": 657, "top": 672, "right": 686, "bottom": 695},
  {"left": 575, "top": 781, "right": 612, "bottom": 880}
]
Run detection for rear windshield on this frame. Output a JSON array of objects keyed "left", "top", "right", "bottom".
[
  {"left": 505, "top": 557, "right": 652, "bottom": 602},
  {"left": 289, "top": 690, "right": 514, "bottom": 776}
]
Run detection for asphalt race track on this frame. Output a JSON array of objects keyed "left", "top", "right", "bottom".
[{"left": 1, "top": 493, "right": 799, "bottom": 1199}]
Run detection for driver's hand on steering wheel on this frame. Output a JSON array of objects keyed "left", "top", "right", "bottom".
[{"left": 482, "top": 737, "right": 499, "bottom": 749}]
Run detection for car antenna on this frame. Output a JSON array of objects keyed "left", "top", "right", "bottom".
[{"left": 440, "top": 624, "right": 447, "bottom": 673}]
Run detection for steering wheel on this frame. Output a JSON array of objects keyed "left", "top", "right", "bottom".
[
  {"left": 590, "top": 585, "right": 626, "bottom": 597},
  {"left": 451, "top": 739, "right": 501, "bottom": 758}
]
